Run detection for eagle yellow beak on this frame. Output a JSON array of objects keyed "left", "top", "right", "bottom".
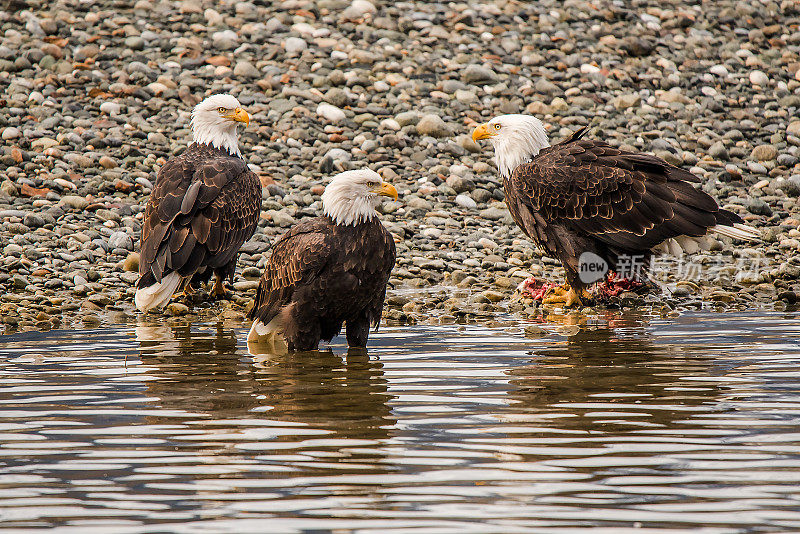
[
  {"left": 375, "top": 182, "right": 398, "bottom": 201},
  {"left": 472, "top": 122, "right": 495, "bottom": 142},
  {"left": 224, "top": 107, "right": 250, "bottom": 126}
]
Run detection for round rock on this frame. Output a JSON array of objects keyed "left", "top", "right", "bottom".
[{"left": 416, "top": 114, "right": 451, "bottom": 138}]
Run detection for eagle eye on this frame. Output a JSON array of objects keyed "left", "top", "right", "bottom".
[
  {"left": 494, "top": 123, "right": 501, "bottom": 130},
  {"left": 217, "top": 107, "right": 227, "bottom": 113}
]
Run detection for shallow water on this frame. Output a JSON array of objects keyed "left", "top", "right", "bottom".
[{"left": 1, "top": 311, "right": 800, "bottom": 533}]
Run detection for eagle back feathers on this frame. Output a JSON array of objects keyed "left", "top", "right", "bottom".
[
  {"left": 248, "top": 217, "right": 396, "bottom": 343},
  {"left": 138, "top": 143, "right": 261, "bottom": 288},
  {"left": 505, "top": 133, "right": 744, "bottom": 255}
]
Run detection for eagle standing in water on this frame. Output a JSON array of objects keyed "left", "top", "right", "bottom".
[
  {"left": 135, "top": 94, "right": 262, "bottom": 312},
  {"left": 472, "top": 114, "right": 759, "bottom": 306},
  {"left": 247, "top": 169, "right": 398, "bottom": 352}
]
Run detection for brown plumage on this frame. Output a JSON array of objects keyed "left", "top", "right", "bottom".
[
  {"left": 137, "top": 142, "right": 261, "bottom": 308},
  {"left": 248, "top": 216, "right": 396, "bottom": 352},
  {"left": 473, "top": 115, "right": 757, "bottom": 305}
]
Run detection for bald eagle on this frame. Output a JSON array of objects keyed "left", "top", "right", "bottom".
[
  {"left": 247, "top": 169, "right": 398, "bottom": 352},
  {"left": 472, "top": 114, "right": 759, "bottom": 306},
  {"left": 135, "top": 94, "right": 262, "bottom": 312}
]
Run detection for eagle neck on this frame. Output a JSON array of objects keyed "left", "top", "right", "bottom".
[
  {"left": 494, "top": 130, "right": 550, "bottom": 179},
  {"left": 322, "top": 186, "right": 377, "bottom": 227},
  {"left": 191, "top": 121, "right": 242, "bottom": 158}
]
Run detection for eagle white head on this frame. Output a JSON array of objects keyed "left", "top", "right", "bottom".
[
  {"left": 472, "top": 114, "right": 550, "bottom": 179},
  {"left": 322, "top": 169, "right": 399, "bottom": 226},
  {"left": 190, "top": 93, "right": 251, "bottom": 158}
]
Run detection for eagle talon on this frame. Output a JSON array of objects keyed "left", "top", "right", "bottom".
[{"left": 542, "top": 284, "right": 591, "bottom": 308}]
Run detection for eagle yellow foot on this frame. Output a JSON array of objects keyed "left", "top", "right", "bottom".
[
  {"left": 182, "top": 284, "right": 195, "bottom": 299},
  {"left": 542, "top": 284, "right": 590, "bottom": 307},
  {"left": 211, "top": 276, "right": 231, "bottom": 300}
]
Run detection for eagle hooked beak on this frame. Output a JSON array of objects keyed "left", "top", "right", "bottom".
[
  {"left": 224, "top": 107, "right": 251, "bottom": 126},
  {"left": 472, "top": 122, "right": 496, "bottom": 142},
  {"left": 374, "top": 182, "right": 398, "bottom": 201}
]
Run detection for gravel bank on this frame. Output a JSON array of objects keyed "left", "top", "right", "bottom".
[{"left": 1, "top": 0, "right": 800, "bottom": 333}]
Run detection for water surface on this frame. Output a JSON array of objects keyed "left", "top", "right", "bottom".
[{"left": 1, "top": 311, "right": 799, "bottom": 532}]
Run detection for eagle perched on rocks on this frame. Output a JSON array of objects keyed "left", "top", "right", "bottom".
[
  {"left": 473, "top": 114, "right": 759, "bottom": 306},
  {"left": 248, "top": 169, "right": 398, "bottom": 352},
  {"left": 135, "top": 94, "right": 261, "bottom": 312}
]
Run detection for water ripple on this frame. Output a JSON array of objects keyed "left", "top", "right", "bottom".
[{"left": 0, "top": 311, "right": 799, "bottom": 531}]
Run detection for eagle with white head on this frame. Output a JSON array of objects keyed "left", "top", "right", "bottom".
[
  {"left": 248, "top": 169, "right": 398, "bottom": 353},
  {"left": 135, "top": 93, "right": 262, "bottom": 312},
  {"left": 473, "top": 114, "right": 759, "bottom": 306}
]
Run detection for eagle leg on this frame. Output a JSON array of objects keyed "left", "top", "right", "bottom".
[
  {"left": 211, "top": 272, "right": 231, "bottom": 300},
  {"left": 182, "top": 279, "right": 195, "bottom": 298}
]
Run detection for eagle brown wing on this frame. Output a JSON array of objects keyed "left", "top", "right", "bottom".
[
  {"left": 248, "top": 218, "right": 335, "bottom": 326},
  {"left": 507, "top": 133, "right": 739, "bottom": 253},
  {"left": 138, "top": 144, "right": 261, "bottom": 288}
]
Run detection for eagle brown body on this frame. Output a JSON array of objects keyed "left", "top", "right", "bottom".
[
  {"left": 248, "top": 216, "right": 396, "bottom": 352},
  {"left": 502, "top": 128, "right": 745, "bottom": 295},
  {"left": 138, "top": 142, "right": 262, "bottom": 300},
  {"left": 473, "top": 115, "right": 757, "bottom": 305}
]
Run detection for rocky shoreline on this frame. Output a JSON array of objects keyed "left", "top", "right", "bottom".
[{"left": 1, "top": 0, "right": 800, "bottom": 334}]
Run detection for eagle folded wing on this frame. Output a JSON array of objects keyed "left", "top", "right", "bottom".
[
  {"left": 511, "top": 140, "right": 726, "bottom": 252},
  {"left": 250, "top": 220, "right": 335, "bottom": 324},
  {"left": 139, "top": 152, "right": 257, "bottom": 285}
]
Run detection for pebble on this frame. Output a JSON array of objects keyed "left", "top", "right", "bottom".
[
  {"left": 108, "top": 231, "right": 134, "bottom": 251},
  {"left": 99, "top": 102, "right": 121, "bottom": 115},
  {"left": 613, "top": 94, "right": 641, "bottom": 110},
  {"left": 749, "top": 70, "right": 769, "bottom": 86},
  {"left": 709, "top": 65, "right": 728, "bottom": 77},
  {"left": 342, "top": 0, "right": 377, "bottom": 20},
  {"left": 751, "top": 145, "right": 778, "bottom": 162},
  {"left": 212, "top": 30, "right": 239, "bottom": 50},
  {"left": 317, "top": 103, "right": 346, "bottom": 123},
  {"left": 2, "top": 127, "right": 20, "bottom": 140},
  {"left": 285, "top": 37, "right": 307, "bottom": 56},
  {"left": 59, "top": 195, "right": 89, "bottom": 210},
  {"left": 455, "top": 194, "right": 477, "bottom": 209},
  {"left": 463, "top": 65, "right": 498, "bottom": 84},
  {"left": 123, "top": 252, "right": 140, "bottom": 272},
  {"left": 0, "top": 0, "right": 791, "bottom": 332},
  {"left": 165, "top": 302, "right": 189, "bottom": 316},
  {"left": 416, "top": 114, "right": 451, "bottom": 138}
]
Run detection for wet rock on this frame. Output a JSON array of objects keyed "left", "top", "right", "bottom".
[
  {"left": 165, "top": 302, "right": 189, "bottom": 316},
  {"left": 524, "top": 324, "right": 548, "bottom": 337},
  {"left": 123, "top": 252, "right": 140, "bottom": 272}
]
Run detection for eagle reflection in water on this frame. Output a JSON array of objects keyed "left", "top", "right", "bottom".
[
  {"left": 507, "top": 311, "right": 725, "bottom": 433},
  {"left": 134, "top": 320, "right": 395, "bottom": 450}
]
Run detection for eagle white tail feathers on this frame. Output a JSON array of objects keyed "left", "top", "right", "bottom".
[
  {"left": 247, "top": 317, "right": 281, "bottom": 343},
  {"left": 134, "top": 272, "right": 182, "bottom": 312},
  {"left": 653, "top": 223, "right": 760, "bottom": 256},
  {"left": 711, "top": 223, "right": 760, "bottom": 241},
  {"left": 247, "top": 317, "right": 288, "bottom": 355}
]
